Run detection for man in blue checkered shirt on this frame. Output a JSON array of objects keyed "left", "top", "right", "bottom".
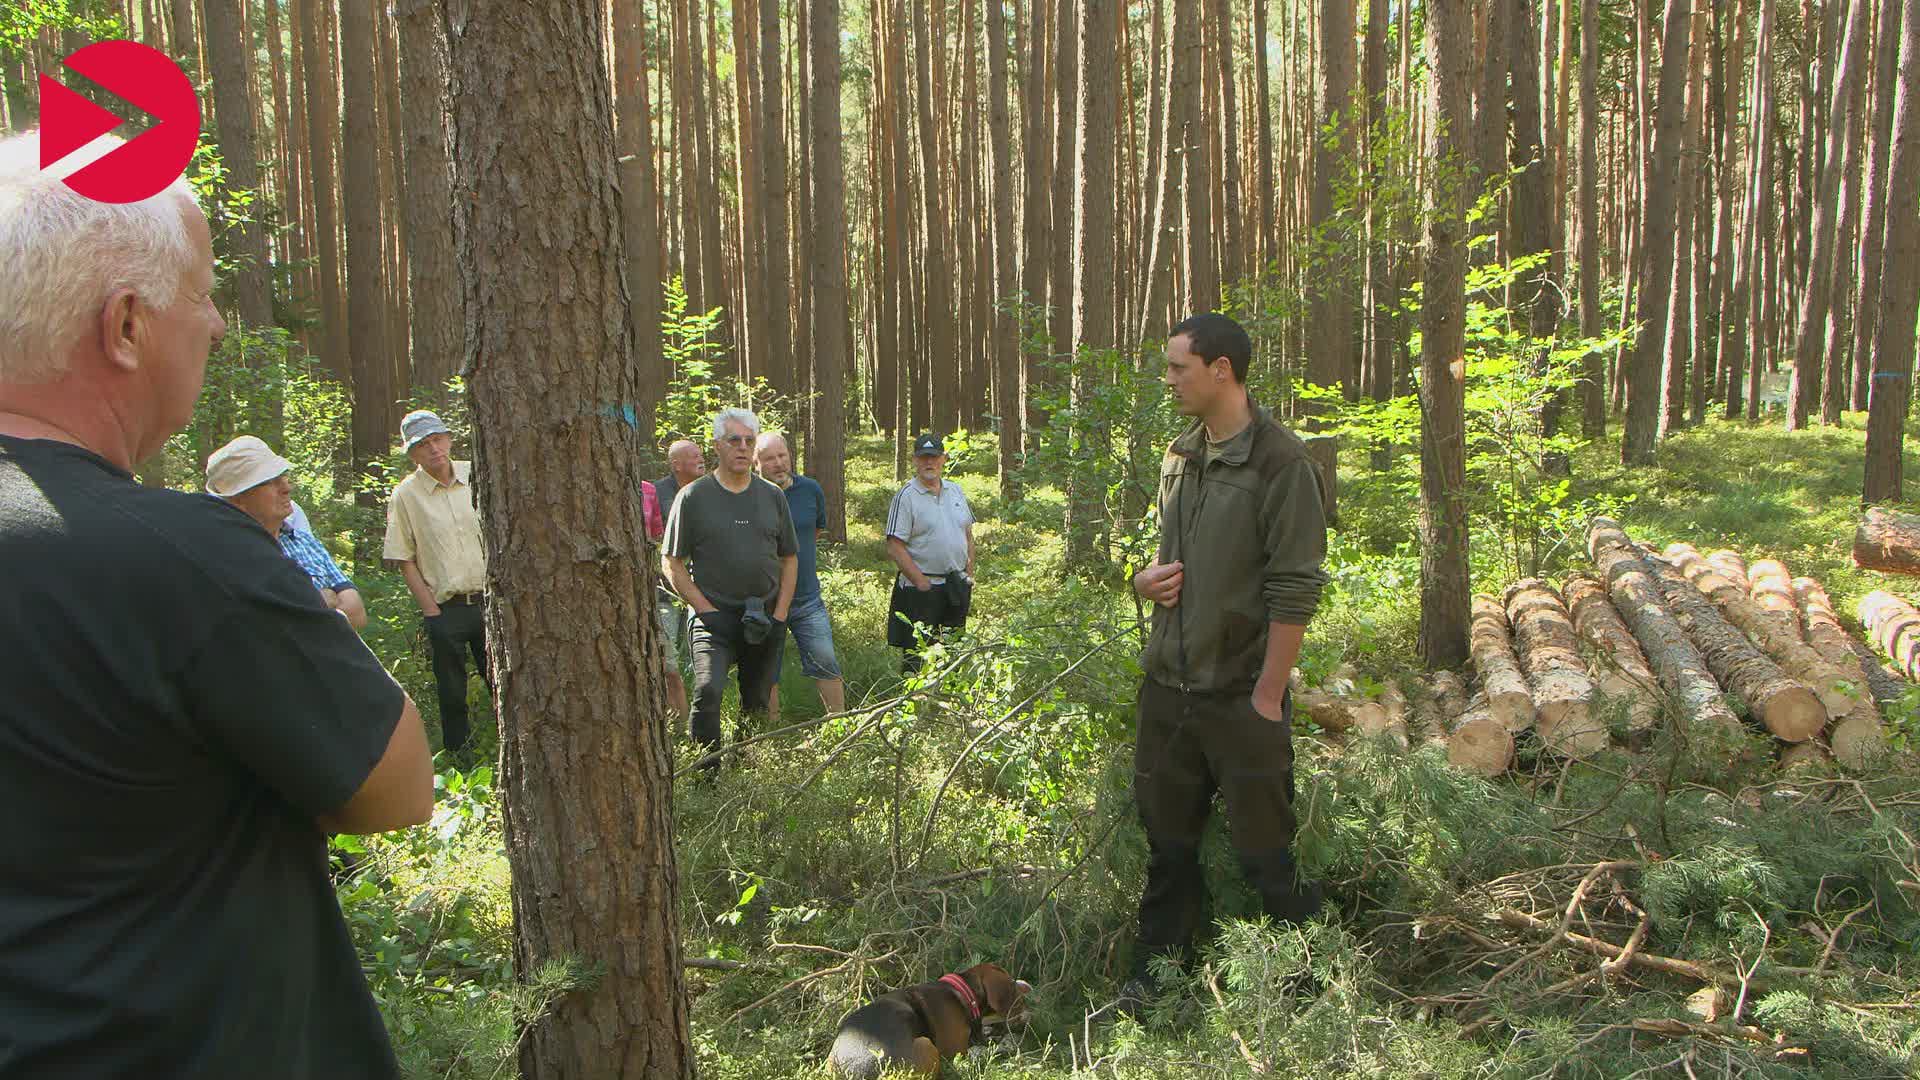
[{"left": 207, "top": 436, "right": 370, "bottom": 631}]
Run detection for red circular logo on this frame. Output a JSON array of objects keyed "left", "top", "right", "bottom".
[{"left": 37, "top": 40, "right": 201, "bottom": 204}]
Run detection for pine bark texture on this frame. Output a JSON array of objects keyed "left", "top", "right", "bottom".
[
  {"left": 985, "top": 0, "right": 1021, "bottom": 490},
  {"left": 1504, "top": 580, "right": 1608, "bottom": 755},
  {"left": 440, "top": 0, "right": 692, "bottom": 1074},
  {"left": 1587, "top": 517, "right": 1743, "bottom": 734},
  {"left": 1795, "top": 577, "right": 1891, "bottom": 768},
  {"left": 1663, "top": 543, "right": 1856, "bottom": 718},
  {"left": 1067, "top": 0, "right": 1118, "bottom": 569},
  {"left": 1853, "top": 506, "right": 1920, "bottom": 573},
  {"left": 1561, "top": 571, "right": 1661, "bottom": 731},
  {"left": 1858, "top": 590, "right": 1920, "bottom": 681},
  {"left": 1641, "top": 546, "right": 1826, "bottom": 742},
  {"left": 614, "top": 0, "right": 665, "bottom": 445},
  {"left": 1470, "top": 595, "right": 1539, "bottom": 731}
]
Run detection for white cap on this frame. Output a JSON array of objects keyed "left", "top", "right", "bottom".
[{"left": 205, "top": 435, "right": 292, "bottom": 498}]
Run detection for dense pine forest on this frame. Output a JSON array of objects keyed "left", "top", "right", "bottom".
[{"left": 6, "top": 0, "right": 1920, "bottom": 1076}]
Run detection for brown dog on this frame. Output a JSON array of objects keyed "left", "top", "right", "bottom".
[{"left": 827, "top": 962, "right": 1031, "bottom": 1077}]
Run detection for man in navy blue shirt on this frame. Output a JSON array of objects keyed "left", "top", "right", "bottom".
[{"left": 755, "top": 432, "right": 845, "bottom": 717}]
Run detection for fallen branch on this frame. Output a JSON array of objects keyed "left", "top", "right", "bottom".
[
  {"left": 1493, "top": 908, "right": 1760, "bottom": 992},
  {"left": 1203, "top": 962, "right": 1267, "bottom": 1074}
]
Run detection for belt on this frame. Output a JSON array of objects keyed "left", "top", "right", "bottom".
[{"left": 441, "top": 592, "right": 484, "bottom": 606}]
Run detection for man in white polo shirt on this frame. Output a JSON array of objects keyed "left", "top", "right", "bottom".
[
  {"left": 383, "top": 409, "right": 489, "bottom": 764},
  {"left": 884, "top": 433, "right": 975, "bottom": 673}
]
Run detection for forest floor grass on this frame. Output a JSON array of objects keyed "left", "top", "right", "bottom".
[{"left": 351, "top": 416, "right": 1920, "bottom": 1079}]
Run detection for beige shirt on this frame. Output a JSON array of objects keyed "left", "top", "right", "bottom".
[{"left": 383, "top": 461, "right": 487, "bottom": 601}]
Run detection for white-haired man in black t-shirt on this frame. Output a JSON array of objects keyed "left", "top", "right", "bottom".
[{"left": 0, "top": 132, "right": 430, "bottom": 1078}]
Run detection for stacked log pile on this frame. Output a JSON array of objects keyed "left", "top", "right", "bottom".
[{"left": 1294, "top": 517, "right": 1908, "bottom": 778}]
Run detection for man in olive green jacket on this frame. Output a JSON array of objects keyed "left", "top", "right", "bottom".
[{"left": 1121, "top": 312, "right": 1330, "bottom": 1013}]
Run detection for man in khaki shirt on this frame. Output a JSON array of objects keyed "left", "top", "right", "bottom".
[{"left": 383, "top": 409, "right": 489, "bottom": 764}]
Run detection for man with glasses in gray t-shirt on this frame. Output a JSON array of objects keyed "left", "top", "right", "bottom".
[{"left": 663, "top": 408, "right": 798, "bottom": 765}]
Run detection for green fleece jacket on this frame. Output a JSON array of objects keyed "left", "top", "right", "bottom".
[{"left": 1141, "top": 400, "right": 1330, "bottom": 692}]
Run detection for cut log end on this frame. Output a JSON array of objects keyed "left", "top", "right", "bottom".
[
  {"left": 1752, "top": 684, "right": 1828, "bottom": 743},
  {"left": 1447, "top": 716, "right": 1515, "bottom": 777}
]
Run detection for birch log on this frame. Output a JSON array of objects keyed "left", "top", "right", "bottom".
[
  {"left": 1471, "top": 594, "right": 1537, "bottom": 731},
  {"left": 1641, "top": 547, "right": 1826, "bottom": 742},
  {"left": 1663, "top": 543, "right": 1854, "bottom": 719},
  {"left": 1561, "top": 572, "right": 1661, "bottom": 732},
  {"left": 1504, "top": 579, "right": 1609, "bottom": 756},
  {"left": 1794, "top": 577, "right": 1890, "bottom": 769},
  {"left": 1587, "top": 518, "right": 1743, "bottom": 735}
]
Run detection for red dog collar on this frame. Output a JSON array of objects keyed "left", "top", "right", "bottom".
[{"left": 938, "top": 973, "right": 981, "bottom": 1021}]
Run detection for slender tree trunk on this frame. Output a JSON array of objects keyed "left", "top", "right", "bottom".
[
  {"left": 1853, "top": 0, "right": 1905, "bottom": 412},
  {"left": 809, "top": 0, "right": 849, "bottom": 537},
  {"left": 1363, "top": 0, "right": 1392, "bottom": 403},
  {"left": 1476, "top": 0, "right": 1513, "bottom": 250},
  {"left": 1307, "top": 0, "right": 1356, "bottom": 397},
  {"left": 262, "top": 0, "right": 293, "bottom": 272},
  {"left": 1182, "top": 0, "right": 1217, "bottom": 311},
  {"left": 1065, "top": 0, "right": 1117, "bottom": 569},
  {"left": 1658, "top": 7, "right": 1705, "bottom": 437},
  {"left": 1421, "top": 0, "right": 1475, "bottom": 668},
  {"left": 987, "top": 0, "right": 1023, "bottom": 492},
  {"left": 1511, "top": 0, "right": 1563, "bottom": 450},
  {"left": 1863, "top": 0, "right": 1920, "bottom": 503},
  {"left": 1047, "top": 0, "right": 1079, "bottom": 405},
  {"left": 298, "top": 0, "right": 346, "bottom": 380},
  {"left": 342, "top": 0, "right": 391, "bottom": 487},
  {"left": 1578, "top": 0, "right": 1605, "bottom": 434},
  {"left": 202, "top": 0, "right": 274, "bottom": 329},
  {"left": 1208, "top": 0, "right": 1244, "bottom": 286},
  {"left": 1020, "top": 0, "right": 1053, "bottom": 452},
  {"left": 1622, "top": 0, "right": 1692, "bottom": 464},
  {"left": 1789, "top": 0, "right": 1872, "bottom": 428},
  {"left": 1705, "top": 0, "right": 1742, "bottom": 420},
  {"left": 1254, "top": 0, "right": 1278, "bottom": 271},
  {"left": 1139, "top": 0, "right": 1193, "bottom": 338},
  {"left": 759, "top": 0, "right": 794, "bottom": 401},
  {"left": 614, "top": 0, "right": 665, "bottom": 444},
  {"left": 395, "top": 0, "right": 458, "bottom": 400},
  {"left": 1822, "top": 66, "right": 1867, "bottom": 423},
  {"left": 1726, "top": 0, "right": 1776, "bottom": 419}
]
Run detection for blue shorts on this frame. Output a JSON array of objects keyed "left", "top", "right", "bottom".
[{"left": 777, "top": 593, "right": 842, "bottom": 680}]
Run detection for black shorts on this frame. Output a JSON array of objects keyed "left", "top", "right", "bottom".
[{"left": 886, "top": 578, "right": 970, "bottom": 648}]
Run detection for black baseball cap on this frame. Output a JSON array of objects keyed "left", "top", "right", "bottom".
[{"left": 913, "top": 433, "right": 944, "bottom": 457}]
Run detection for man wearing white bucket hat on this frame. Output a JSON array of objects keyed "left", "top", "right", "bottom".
[
  {"left": 206, "top": 434, "right": 369, "bottom": 630},
  {"left": 383, "top": 409, "right": 489, "bottom": 763}
]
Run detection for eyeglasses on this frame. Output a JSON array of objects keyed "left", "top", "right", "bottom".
[{"left": 718, "top": 434, "right": 753, "bottom": 447}]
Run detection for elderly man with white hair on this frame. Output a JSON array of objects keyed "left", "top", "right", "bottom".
[
  {"left": 662, "top": 407, "right": 798, "bottom": 767},
  {"left": 206, "top": 434, "right": 370, "bottom": 630},
  {"left": 0, "top": 132, "right": 428, "bottom": 1076}
]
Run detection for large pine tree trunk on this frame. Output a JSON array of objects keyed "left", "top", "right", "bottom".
[
  {"left": 614, "top": 0, "right": 664, "bottom": 445},
  {"left": 342, "top": 0, "right": 392, "bottom": 488},
  {"left": 1418, "top": 0, "right": 1474, "bottom": 669},
  {"left": 441, "top": 1, "right": 691, "bottom": 1074},
  {"left": 202, "top": 0, "right": 274, "bottom": 329},
  {"left": 810, "top": 0, "right": 850, "bottom": 539},
  {"left": 1863, "top": 0, "right": 1920, "bottom": 503},
  {"left": 1621, "top": 0, "right": 1692, "bottom": 464}
]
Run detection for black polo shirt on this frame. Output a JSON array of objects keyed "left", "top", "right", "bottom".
[{"left": 0, "top": 435, "right": 404, "bottom": 1077}]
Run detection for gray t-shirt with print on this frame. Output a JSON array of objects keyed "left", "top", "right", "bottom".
[{"left": 663, "top": 474, "right": 798, "bottom": 607}]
